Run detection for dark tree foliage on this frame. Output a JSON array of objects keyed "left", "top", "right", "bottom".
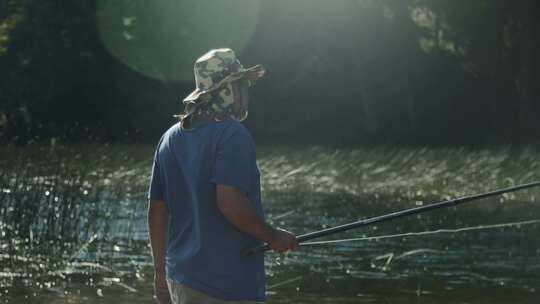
[
  {"left": 0, "top": 0, "right": 538, "bottom": 145},
  {"left": 0, "top": 0, "right": 181, "bottom": 142}
]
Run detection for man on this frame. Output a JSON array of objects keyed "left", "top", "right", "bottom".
[{"left": 148, "top": 48, "right": 297, "bottom": 304}]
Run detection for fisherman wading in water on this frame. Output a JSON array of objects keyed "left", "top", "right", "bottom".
[{"left": 148, "top": 48, "right": 298, "bottom": 304}]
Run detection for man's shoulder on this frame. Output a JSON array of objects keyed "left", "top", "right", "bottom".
[
  {"left": 215, "top": 120, "right": 253, "bottom": 144},
  {"left": 159, "top": 122, "right": 181, "bottom": 140},
  {"left": 157, "top": 120, "right": 252, "bottom": 147},
  {"left": 152, "top": 123, "right": 181, "bottom": 153},
  {"left": 220, "top": 120, "right": 250, "bottom": 134}
]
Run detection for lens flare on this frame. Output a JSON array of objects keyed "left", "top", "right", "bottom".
[{"left": 97, "top": 0, "right": 260, "bottom": 82}]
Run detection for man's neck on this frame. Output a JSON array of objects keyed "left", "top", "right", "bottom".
[{"left": 182, "top": 112, "right": 228, "bottom": 130}]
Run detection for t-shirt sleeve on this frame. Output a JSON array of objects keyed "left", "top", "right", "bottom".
[
  {"left": 211, "top": 128, "right": 255, "bottom": 195},
  {"left": 148, "top": 149, "right": 164, "bottom": 201}
]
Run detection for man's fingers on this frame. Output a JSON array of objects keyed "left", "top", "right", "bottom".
[
  {"left": 154, "top": 278, "right": 170, "bottom": 304},
  {"left": 155, "top": 290, "right": 171, "bottom": 304}
]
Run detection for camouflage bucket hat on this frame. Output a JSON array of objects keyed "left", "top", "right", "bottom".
[{"left": 183, "top": 48, "right": 265, "bottom": 104}]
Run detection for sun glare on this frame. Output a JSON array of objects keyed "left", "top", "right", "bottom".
[{"left": 97, "top": 0, "right": 260, "bottom": 82}]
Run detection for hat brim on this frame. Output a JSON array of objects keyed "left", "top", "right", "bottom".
[{"left": 183, "top": 64, "right": 266, "bottom": 102}]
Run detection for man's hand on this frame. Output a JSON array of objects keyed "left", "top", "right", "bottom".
[
  {"left": 268, "top": 228, "right": 297, "bottom": 253},
  {"left": 154, "top": 272, "right": 171, "bottom": 304}
]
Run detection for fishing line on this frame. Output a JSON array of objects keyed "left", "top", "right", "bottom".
[
  {"left": 271, "top": 209, "right": 296, "bottom": 220},
  {"left": 267, "top": 275, "right": 303, "bottom": 290},
  {"left": 300, "top": 219, "right": 540, "bottom": 246},
  {"left": 244, "top": 182, "right": 540, "bottom": 255}
]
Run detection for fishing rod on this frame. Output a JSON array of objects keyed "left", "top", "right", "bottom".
[{"left": 243, "top": 181, "right": 540, "bottom": 255}]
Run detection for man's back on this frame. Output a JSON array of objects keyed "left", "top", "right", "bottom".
[
  {"left": 149, "top": 120, "right": 266, "bottom": 301},
  {"left": 148, "top": 48, "right": 296, "bottom": 304}
]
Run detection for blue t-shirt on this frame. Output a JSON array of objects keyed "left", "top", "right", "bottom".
[{"left": 148, "top": 120, "right": 265, "bottom": 302}]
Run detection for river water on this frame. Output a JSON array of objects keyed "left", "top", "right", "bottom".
[{"left": 1, "top": 144, "right": 539, "bottom": 303}]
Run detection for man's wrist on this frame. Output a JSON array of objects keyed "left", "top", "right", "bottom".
[{"left": 154, "top": 265, "right": 166, "bottom": 276}]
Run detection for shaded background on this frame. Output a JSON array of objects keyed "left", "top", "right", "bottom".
[{"left": 0, "top": 0, "right": 539, "bottom": 145}]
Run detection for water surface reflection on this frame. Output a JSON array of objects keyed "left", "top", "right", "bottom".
[{"left": 1, "top": 145, "right": 539, "bottom": 303}]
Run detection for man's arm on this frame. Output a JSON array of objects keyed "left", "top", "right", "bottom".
[
  {"left": 216, "top": 184, "right": 297, "bottom": 253},
  {"left": 148, "top": 200, "right": 170, "bottom": 304}
]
